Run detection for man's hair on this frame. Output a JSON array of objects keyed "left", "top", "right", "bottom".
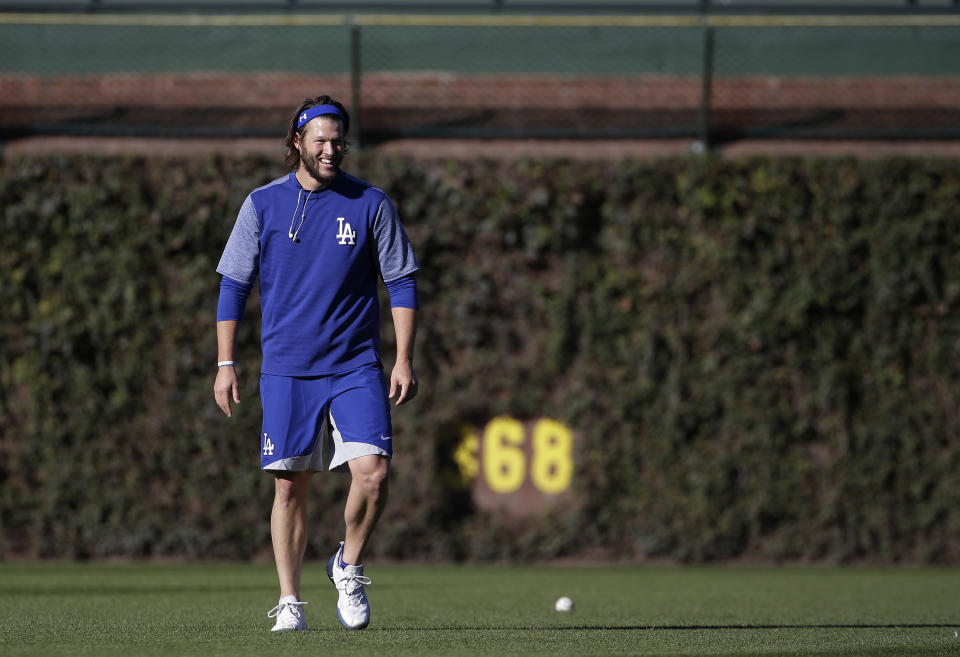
[{"left": 284, "top": 95, "right": 351, "bottom": 170}]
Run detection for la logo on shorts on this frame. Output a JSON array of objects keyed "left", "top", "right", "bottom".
[{"left": 263, "top": 433, "right": 275, "bottom": 456}]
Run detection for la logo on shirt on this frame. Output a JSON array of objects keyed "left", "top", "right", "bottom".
[{"left": 336, "top": 217, "right": 356, "bottom": 245}]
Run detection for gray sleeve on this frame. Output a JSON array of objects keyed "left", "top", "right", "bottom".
[
  {"left": 216, "top": 194, "right": 260, "bottom": 284},
  {"left": 374, "top": 196, "right": 420, "bottom": 283}
]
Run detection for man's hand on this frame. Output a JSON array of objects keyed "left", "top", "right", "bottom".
[
  {"left": 389, "top": 306, "right": 418, "bottom": 406},
  {"left": 214, "top": 366, "right": 241, "bottom": 417},
  {"left": 389, "top": 360, "right": 418, "bottom": 406}
]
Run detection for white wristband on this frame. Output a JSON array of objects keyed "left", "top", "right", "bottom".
[{"left": 218, "top": 361, "right": 235, "bottom": 368}]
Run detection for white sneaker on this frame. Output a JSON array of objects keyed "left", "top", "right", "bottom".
[
  {"left": 326, "top": 541, "right": 372, "bottom": 630},
  {"left": 267, "top": 596, "right": 308, "bottom": 632}
]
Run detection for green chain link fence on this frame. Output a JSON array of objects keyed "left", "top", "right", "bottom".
[{"left": 1, "top": 8, "right": 959, "bottom": 145}]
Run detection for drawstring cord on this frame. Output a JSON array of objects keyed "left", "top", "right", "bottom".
[{"left": 288, "top": 188, "right": 315, "bottom": 242}]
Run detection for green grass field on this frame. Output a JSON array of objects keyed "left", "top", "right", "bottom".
[{"left": 1, "top": 562, "right": 958, "bottom": 656}]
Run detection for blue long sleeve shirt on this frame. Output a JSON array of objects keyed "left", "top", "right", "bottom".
[{"left": 216, "top": 171, "right": 420, "bottom": 376}]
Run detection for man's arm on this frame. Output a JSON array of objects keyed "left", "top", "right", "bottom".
[
  {"left": 373, "top": 195, "right": 420, "bottom": 406},
  {"left": 213, "top": 273, "right": 253, "bottom": 417},
  {"left": 388, "top": 307, "right": 418, "bottom": 406},
  {"left": 214, "top": 320, "right": 241, "bottom": 417},
  {"left": 214, "top": 194, "right": 259, "bottom": 418}
]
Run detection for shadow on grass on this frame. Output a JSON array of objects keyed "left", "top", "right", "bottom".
[
  {"left": 385, "top": 623, "right": 958, "bottom": 631},
  {"left": 583, "top": 624, "right": 958, "bottom": 630},
  {"left": 1, "top": 585, "right": 273, "bottom": 596}
]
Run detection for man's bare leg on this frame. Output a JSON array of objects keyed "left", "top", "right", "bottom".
[
  {"left": 342, "top": 454, "right": 390, "bottom": 565},
  {"left": 272, "top": 470, "right": 313, "bottom": 598}
]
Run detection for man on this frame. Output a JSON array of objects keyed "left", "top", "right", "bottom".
[{"left": 213, "top": 95, "right": 420, "bottom": 632}]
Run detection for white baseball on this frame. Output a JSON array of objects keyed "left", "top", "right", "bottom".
[{"left": 555, "top": 596, "right": 574, "bottom": 612}]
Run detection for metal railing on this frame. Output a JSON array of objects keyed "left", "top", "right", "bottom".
[{"left": 1, "top": 2, "right": 959, "bottom": 14}]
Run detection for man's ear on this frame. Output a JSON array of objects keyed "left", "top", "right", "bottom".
[{"left": 292, "top": 130, "right": 302, "bottom": 154}]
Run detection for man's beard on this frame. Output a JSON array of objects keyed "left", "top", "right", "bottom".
[{"left": 301, "top": 152, "right": 338, "bottom": 186}]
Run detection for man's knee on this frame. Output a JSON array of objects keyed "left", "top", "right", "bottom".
[
  {"left": 274, "top": 470, "right": 311, "bottom": 505},
  {"left": 351, "top": 456, "right": 390, "bottom": 500}
]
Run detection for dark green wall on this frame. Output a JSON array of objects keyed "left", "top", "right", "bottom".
[{"left": 2, "top": 153, "right": 958, "bottom": 563}]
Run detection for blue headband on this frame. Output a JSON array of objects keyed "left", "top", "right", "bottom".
[{"left": 296, "top": 104, "right": 344, "bottom": 130}]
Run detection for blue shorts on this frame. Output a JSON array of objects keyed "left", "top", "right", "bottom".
[{"left": 259, "top": 364, "right": 393, "bottom": 472}]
